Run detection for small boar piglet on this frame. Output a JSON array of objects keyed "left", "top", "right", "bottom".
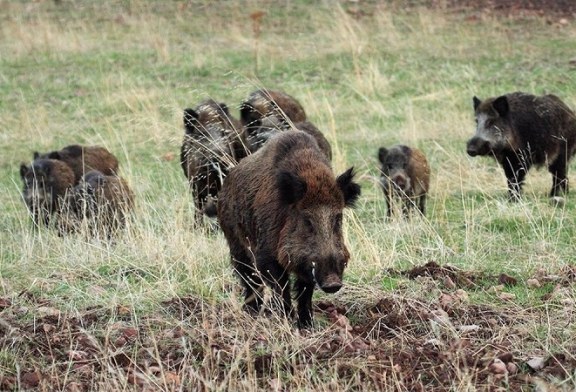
[
  {"left": 378, "top": 145, "right": 430, "bottom": 217},
  {"left": 61, "top": 170, "right": 134, "bottom": 237},
  {"left": 20, "top": 159, "right": 75, "bottom": 226}
]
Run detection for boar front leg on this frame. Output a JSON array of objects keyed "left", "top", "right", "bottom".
[
  {"left": 230, "top": 241, "right": 264, "bottom": 314},
  {"left": 294, "top": 267, "right": 315, "bottom": 329},
  {"left": 502, "top": 154, "right": 529, "bottom": 201},
  {"left": 256, "top": 251, "right": 292, "bottom": 319}
]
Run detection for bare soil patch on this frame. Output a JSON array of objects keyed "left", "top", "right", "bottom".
[{"left": 1, "top": 262, "right": 574, "bottom": 390}]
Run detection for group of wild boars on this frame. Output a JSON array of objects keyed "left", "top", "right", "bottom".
[
  {"left": 20, "top": 144, "right": 132, "bottom": 236},
  {"left": 217, "top": 131, "right": 361, "bottom": 328},
  {"left": 376, "top": 92, "right": 576, "bottom": 218},
  {"left": 181, "top": 89, "right": 333, "bottom": 221},
  {"left": 466, "top": 92, "right": 576, "bottom": 201},
  {"left": 377, "top": 145, "right": 430, "bottom": 217}
]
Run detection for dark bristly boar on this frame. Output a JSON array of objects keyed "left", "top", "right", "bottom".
[
  {"left": 240, "top": 89, "right": 307, "bottom": 133},
  {"left": 61, "top": 170, "right": 134, "bottom": 237},
  {"left": 180, "top": 100, "right": 242, "bottom": 221},
  {"left": 466, "top": 92, "right": 576, "bottom": 201},
  {"left": 20, "top": 158, "right": 75, "bottom": 225},
  {"left": 218, "top": 131, "right": 361, "bottom": 329},
  {"left": 378, "top": 145, "right": 430, "bottom": 217},
  {"left": 34, "top": 145, "right": 119, "bottom": 183}
]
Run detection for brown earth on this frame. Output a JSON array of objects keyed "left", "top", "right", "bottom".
[{"left": 1, "top": 262, "right": 574, "bottom": 391}]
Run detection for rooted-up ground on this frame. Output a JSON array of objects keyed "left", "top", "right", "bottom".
[{"left": 1, "top": 262, "right": 574, "bottom": 391}]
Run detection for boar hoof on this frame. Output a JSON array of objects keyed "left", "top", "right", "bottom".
[{"left": 550, "top": 196, "right": 565, "bottom": 207}]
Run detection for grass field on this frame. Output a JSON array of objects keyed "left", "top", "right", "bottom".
[{"left": 1, "top": 1, "right": 576, "bottom": 390}]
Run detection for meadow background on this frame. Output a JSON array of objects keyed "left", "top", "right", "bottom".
[{"left": 0, "top": 0, "right": 575, "bottom": 390}]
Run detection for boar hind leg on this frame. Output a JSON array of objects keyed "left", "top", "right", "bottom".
[
  {"left": 502, "top": 155, "right": 528, "bottom": 201},
  {"left": 294, "top": 271, "right": 315, "bottom": 329},
  {"left": 256, "top": 254, "right": 292, "bottom": 319},
  {"left": 548, "top": 155, "right": 569, "bottom": 197}
]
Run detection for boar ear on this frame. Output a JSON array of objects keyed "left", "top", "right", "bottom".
[
  {"left": 277, "top": 171, "right": 307, "bottom": 205},
  {"left": 337, "top": 167, "right": 361, "bottom": 208},
  {"left": 47, "top": 151, "right": 61, "bottom": 160},
  {"left": 473, "top": 96, "right": 481, "bottom": 111},
  {"left": 218, "top": 102, "right": 230, "bottom": 115},
  {"left": 240, "top": 102, "right": 260, "bottom": 126},
  {"left": 20, "top": 163, "right": 29, "bottom": 179},
  {"left": 33, "top": 151, "right": 40, "bottom": 159},
  {"left": 377, "top": 147, "right": 388, "bottom": 164},
  {"left": 183, "top": 108, "right": 200, "bottom": 134},
  {"left": 492, "top": 96, "right": 509, "bottom": 117}
]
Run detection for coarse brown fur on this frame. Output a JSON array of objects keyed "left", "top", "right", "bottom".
[
  {"left": 61, "top": 170, "right": 134, "bottom": 237},
  {"left": 20, "top": 158, "right": 76, "bottom": 226},
  {"left": 218, "top": 131, "right": 361, "bottom": 328},
  {"left": 240, "top": 89, "right": 307, "bottom": 144},
  {"left": 378, "top": 145, "right": 430, "bottom": 217},
  {"left": 244, "top": 115, "right": 332, "bottom": 160},
  {"left": 466, "top": 92, "right": 576, "bottom": 200},
  {"left": 34, "top": 145, "right": 119, "bottom": 184},
  {"left": 180, "top": 100, "right": 244, "bottom": 221}
]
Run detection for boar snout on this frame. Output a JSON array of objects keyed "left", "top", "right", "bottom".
[
  {"left": 318, "top": 273, "right": 343, "bottom": 294},
  {"left": 392, "top": 174, "right": 408, "bottom": 190},
  {"left": 466, "top": 137, "right": 490, "bottom": 157}
]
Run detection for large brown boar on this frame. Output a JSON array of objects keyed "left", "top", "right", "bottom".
[
  {"left": 34, "top": 145, "right": 119, "bottom": 183},
  {"left": 217, "top": 131, "right": 361, "bottom": 328},
  {"left": 61, "top": 170, "right": 134, "bottom": 237},
  {"left": 20, "top": 158, "right": 75, "bottom": 225},
  {"left": 378, "top": 145, "right": 430, "bottom": 217},
  {"left": 466, "top": 92, "right": 576, "bottom": 201},
  {"left": 180, "top": 101, "right": 241, "bottom": 220},
  {"left": 240, "top": 89, "right": 307, "bottom": 132}
]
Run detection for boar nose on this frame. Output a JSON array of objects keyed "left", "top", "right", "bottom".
[
  {"left": 320, "top": 273, "right": 343, "bottom": 294},
  {"left": 392, "top": 175, "right": 406, "bottom": 188},
  {"left": 466, "top": 138, "right": 480, "bottom": 156}
]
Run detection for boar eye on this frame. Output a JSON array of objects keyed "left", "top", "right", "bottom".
[
  {"left": 304, "top": 217, "right": 315, "bottom": 234},
  {"left": 333, "top": 213, "right": 342, "bottom": 233}
]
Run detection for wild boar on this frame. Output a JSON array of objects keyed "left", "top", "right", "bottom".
[
  {"left": 20, "top": 158, "right": 75, "bottom": 225},
  {"left": 378, "top": 145, "right": 430, "bottom": 217},
  {"left": 245, "top": 115, "right": 332, "bottom": 159},
  {"left": 180, "top": 101, "right": 240, "bottom": 221},
  {"left": 61, "top": 170, "right": 134, "bottom": 237},
  {"left": 217, "top": 130, "right": 361, "bottom": 328},
  {"left": 466, "top": 92, "right": 576, "bottom": 200},
  {"left": 34, "top": 145, "right": 119, "bottom": 183},
  {"left": 240, "top": 89, "right": 307, "bottom": 133}
]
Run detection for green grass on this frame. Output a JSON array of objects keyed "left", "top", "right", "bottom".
[{"left": 1, "top": 1, "right": 575, "bottom": 390}]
